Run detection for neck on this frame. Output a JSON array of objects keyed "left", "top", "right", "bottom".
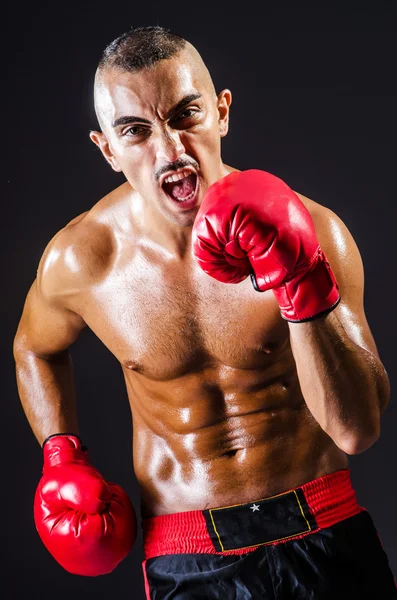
[
  {"left": 131, "top": 163, "right": 234, "bottom": 259},
  {"left": 129, "top": 191, "right": 194, "bottom": 259}
]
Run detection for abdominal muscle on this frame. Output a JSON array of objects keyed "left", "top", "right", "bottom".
[{"left": 124, "top": 363, "right": 349, "bottom": 518}]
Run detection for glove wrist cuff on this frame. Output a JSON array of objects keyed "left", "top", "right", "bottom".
[
  {"left": 42, "top": 432, "right": 82, "bottom": 449},
  {"left": 42, "top": 433, "right": 88, "bottom": 468},
  {"left": 272, "top": 248, "right": 341, "bottom": 322}
]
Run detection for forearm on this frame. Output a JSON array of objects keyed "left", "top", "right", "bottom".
[
  {"left": 14, "top": 348, "right": 79, "bottom": 446},
  {"left": 288, "top": 310, "right": 390, "bottom": 455}
]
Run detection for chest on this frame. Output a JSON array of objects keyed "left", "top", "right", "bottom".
[{"left": 77, "top": 251, "right": 289, "bottom": 378}]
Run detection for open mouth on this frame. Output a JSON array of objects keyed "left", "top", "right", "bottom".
[{"left": 162, "top": 171, "right": 198, "bottom": 204}]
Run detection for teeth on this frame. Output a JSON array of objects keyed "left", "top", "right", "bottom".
[
  {"left": 175, "top": 189, "right": 196, "bottom": 202},
  {"left": 164, "top": 169, "right": 192, "bottom": 184}
]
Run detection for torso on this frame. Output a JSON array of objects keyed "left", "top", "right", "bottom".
[{"left": 60, "top": 180, "right": 348, "bottom": 517}]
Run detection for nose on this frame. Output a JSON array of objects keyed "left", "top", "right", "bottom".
[{"left": 155, "top": 128, "right": 186, "bottom": 163}]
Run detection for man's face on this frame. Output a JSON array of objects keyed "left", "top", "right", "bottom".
[{"left": 91, "top": 51, "right": 231, "bottom": 227}]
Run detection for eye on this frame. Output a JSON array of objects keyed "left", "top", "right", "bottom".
[
  {"left": 175, "top": 108, "right": 199, "bottom": 121},
  {"left": 124, "top": 125, "right": 148, "bottom": 136}
]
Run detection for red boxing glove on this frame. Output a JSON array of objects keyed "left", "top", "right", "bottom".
[
  {"left": 192, "top": 169, "right": 340, "bottom": 322},
  {"left": 34, "top": 434, "right": 137, "bottom": 576}
]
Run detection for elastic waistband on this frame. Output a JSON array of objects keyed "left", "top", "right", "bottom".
[{"left": 142, "top": 469, "right": 364, "bottom": 559}]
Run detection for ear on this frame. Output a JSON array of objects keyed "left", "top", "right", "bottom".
[
  {"left": 217, "top": 89, "right": 232, "bottom": 138},
  {"left": 89, "top": 130, "right": 122, "bottom": 172}
]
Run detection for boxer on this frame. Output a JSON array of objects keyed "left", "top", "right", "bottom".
[{"left": 14, "top": 26, "right": 396, "bottom": 598}]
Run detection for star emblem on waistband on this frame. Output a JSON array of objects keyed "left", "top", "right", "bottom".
[{"left": 250, "top": 503, "right": 260, "bottom": 512}]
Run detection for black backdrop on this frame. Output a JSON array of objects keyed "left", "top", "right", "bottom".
[{"left": 4, "top": 2, "right": 397, "bottom": 598}]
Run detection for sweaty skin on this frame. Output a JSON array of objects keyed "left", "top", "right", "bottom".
[{"left": 14, "top": 45, "right": 386, "bottom": 518}]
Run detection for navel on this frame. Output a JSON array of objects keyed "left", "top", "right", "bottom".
[
  {"left": 262, "top": 341, "right": 279, "bottom": 354},
  {"left": 222, "top": 448, "right": 241, "bottom": 458}
]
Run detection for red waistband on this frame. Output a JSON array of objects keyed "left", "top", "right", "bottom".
[{"left": 142, "top": 469, "right": 364, "bottom": 559}]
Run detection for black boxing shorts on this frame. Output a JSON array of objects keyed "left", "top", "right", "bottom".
[{"left": 141, "top": 469, "right": 397, "bottom": 599}]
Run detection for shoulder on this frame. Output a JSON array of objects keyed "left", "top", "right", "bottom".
[
  {"left": 293, "top": 190, "right": 362, "bottom": 276},
  {"left": 37, "top": 182, "right": 133, "bottom": 306},
  {"left": 37, "top": 213, "right": 112, "bottom": 307},
  {"left": 292, "top": 189, "right": 381, "bottom": 355}
]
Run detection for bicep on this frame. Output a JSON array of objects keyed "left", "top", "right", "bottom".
[
  {"left": 312, "top": 206, "right": 379, "bottom": 358},
  {"left": 14, "top": 279, "right": 86, "bottom": 358}
]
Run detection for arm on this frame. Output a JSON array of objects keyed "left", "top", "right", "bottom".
[
  {"left": 191, "top": 169, "right": 390, "bottom": 457},
  {"left": 13, "top": 232, "right": 86, "bottom": 446},
  {"left": 14, "top": 222, "right": 137, "bottom": 576},
  {"left": 288, "top": 202, "right": 390, "bottom": 455}
]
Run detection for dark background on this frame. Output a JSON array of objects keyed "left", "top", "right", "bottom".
[{"left": 4, "top": 1, "right": 397, "bottom": 598}]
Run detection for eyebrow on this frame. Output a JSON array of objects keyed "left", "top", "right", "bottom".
[{"left": 111, "top": 92, "right": 203, "bottom": 129}]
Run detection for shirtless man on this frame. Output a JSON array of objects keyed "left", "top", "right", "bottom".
[{"left": 13, "top": 26, "right": 396, "bottom": 599}]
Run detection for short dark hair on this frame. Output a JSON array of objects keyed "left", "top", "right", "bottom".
[{"left": 98, "top": 26, "right": 187, "bottom": 72}]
